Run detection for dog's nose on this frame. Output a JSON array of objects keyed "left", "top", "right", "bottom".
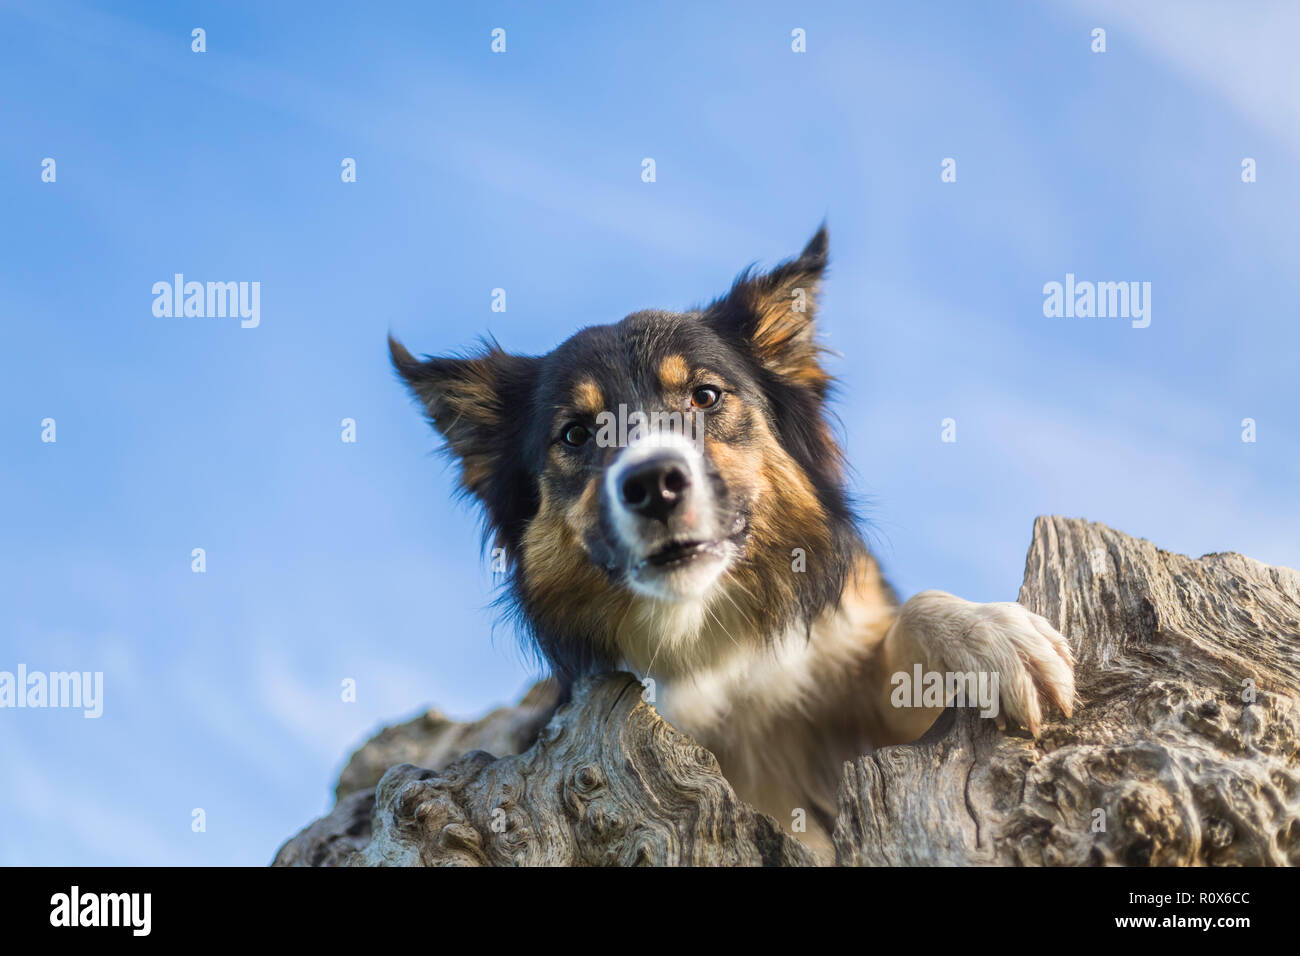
[{"left": 619, "top": 452, "right": 691, "bottom": 523}]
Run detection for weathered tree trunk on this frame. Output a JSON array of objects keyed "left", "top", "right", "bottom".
[
  {"left": 274, "top": 672, "right": 815, "bottom": 866},
  {"left": 273, "top": 517, "right": 1300, "bottom": 867}
]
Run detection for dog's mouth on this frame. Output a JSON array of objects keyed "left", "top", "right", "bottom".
[
  {"left": 617, "top": 514, "right": 749, "bottom": 601},
  {"left": 640, "top": 539, "right": 719, "bottom": 569},
  {"left": 627, "top": 538, "right": 731, "bottom": 601}
]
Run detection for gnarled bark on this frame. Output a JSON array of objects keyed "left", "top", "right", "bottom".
[
  {"left": 275, "top": 673, "right": 815, "bottom": 866},
  {"left": 273, "top": 517, "right": 1300, "bottom": 867}
]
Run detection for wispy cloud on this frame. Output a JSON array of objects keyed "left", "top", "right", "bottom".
[{"left": 1068, "top": 0, "right": 1300, "bottom": 156}]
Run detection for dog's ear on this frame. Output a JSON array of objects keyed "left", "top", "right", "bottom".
[
  {"left": 707, "top": 225, "right": 830, "bottom": 394},
  {"left": 388, "top": 335, "right": 538, "bottom": 510}
]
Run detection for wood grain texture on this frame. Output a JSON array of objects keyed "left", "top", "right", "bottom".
[
  {"left": 333, "top": 679, "right": 560, "bottom": 802},
  {"left": 274, "top": 517, "right": 1300, "bottom": 867},
  {"left": 275, "top": 672, "right": 816, "bottom": 866}
]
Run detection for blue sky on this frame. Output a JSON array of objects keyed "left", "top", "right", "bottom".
[{"left": 1, "top": 0, "right": 1296, "bottom": 865}]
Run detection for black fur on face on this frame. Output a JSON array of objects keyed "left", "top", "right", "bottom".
[{"left": 391, "top": 226, "right": 866, "bottom": 693}]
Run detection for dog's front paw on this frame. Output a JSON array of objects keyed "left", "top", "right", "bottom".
[{"left": 898, "top": 591, "right": 1076, "bottom": 736}]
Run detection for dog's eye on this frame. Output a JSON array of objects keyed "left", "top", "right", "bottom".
[
  {"left": 691, "top": 386, "right": 722, "bottom": 409},
  {"left": 561, "top": 422, "right": 591, "bottom": 447}
]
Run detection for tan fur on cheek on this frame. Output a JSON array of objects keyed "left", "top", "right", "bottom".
[
  {"left": 708, "top": 416, "right": 832, "bottom": 629},
  {"left": 520, "top": 476, "right": 628, "bottom": 649},
  {"left": 705, "top": 416, "right": 824, "bottom": 541},
  {"left": 704, "top": 436, "right": 761, "bottom": 502},
  {"left": 752, "top": 438, "right": 831, "bottom": 565}
]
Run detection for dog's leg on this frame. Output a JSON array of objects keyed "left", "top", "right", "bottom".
[{"left": 872, "top": 590, "right": 1075, "bottom": 741}]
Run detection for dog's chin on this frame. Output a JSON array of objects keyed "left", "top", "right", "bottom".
[{"left": 626, "top": 540, "right": 732, "bottom": 602}]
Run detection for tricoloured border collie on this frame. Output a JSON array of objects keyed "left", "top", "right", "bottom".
[{"left": 390, "top": 227, "right": 1075, "bottom": 854}]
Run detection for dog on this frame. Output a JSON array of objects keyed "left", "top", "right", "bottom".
[{"left": 389, "top": 226, "right": 1075, "bottom": 856}]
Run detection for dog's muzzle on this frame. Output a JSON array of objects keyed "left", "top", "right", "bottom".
[{"left": 603, "top": 431, "right": 727, "bottom": 599}]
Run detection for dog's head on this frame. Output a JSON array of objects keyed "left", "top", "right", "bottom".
[{"left": 391, "top": 227, "right": 864, "bottom": 686}]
